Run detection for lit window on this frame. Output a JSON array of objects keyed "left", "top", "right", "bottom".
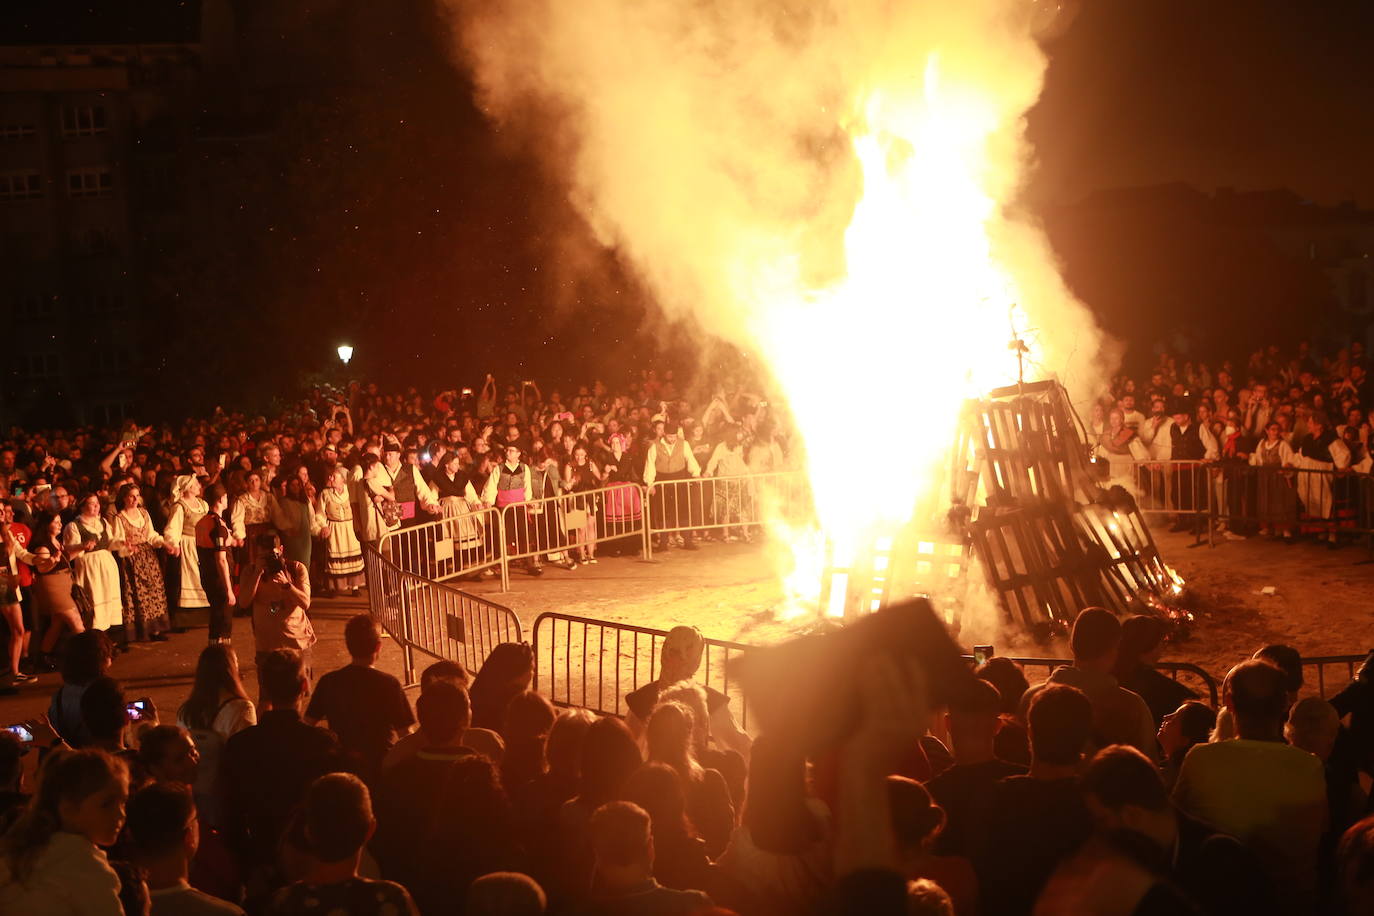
[
  {"left": 61, "top": 105, "right": 107, "bottom": 137},
  {"left": 0, "top": 171, "right": 42, "bottom": 201},
  {"left": 68, "top": 168, "right": 114, "bottom": 198}
]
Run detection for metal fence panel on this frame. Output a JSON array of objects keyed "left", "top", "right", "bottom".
[
  {"left": 382, "top": 509, "right": 503, "bottom": 583},
  {"left": 363, "top": 541, "right": 522, "bottom": 684},
  {"left": 531, "top": 612, "right": 753, "bottom": 730},
  {"left": 498, "top": 483, "right": 650, "bottom": 568},
  {"left": 645, "top": 471, "right": 810, "bottom": 538}
]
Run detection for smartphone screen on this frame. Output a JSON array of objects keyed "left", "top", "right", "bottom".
[
  {"left": 126, "top": 699, "right": 148, "bottom": 722},
  {"left": 3, "top": 724, "right": 33, "bottom": 744},
  {"left": 973, "top": 645, "right": 994, "bottom": 666}
]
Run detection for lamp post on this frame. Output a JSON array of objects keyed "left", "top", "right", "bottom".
[{"left": 337, "top": 344, "right": 354, "bottom": 366}]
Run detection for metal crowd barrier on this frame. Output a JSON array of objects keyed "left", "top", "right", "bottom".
[
  {"left": 1123, "top": 460, "right": 1214, "bottom": 545},
  {"left": 383, "top": 508, "right": 505, "bottom": 586},
  {"left": 644, "top": 471, "right": 811, "bottom": 545},
  {"left": 1116, "top": 459, "right": 1374, "bottom": 552},
  {"left": 363, "top": 540, "right": 522, "bottom": 684},
  {"left": 498, "top": 482, "right": 650, "bottom": 570},
  {"left": 991, "top": 655, "right": 1220, "bottom": 707},
  {"left": 1300, "top": 655, "right": 1368, "bottom": 699},
  {"left": 531, "top": 612, "right": 753, "bottom": 730}
]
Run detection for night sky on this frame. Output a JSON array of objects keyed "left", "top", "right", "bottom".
[
  {"left": 1028, "top": 0, "right": 1374, "bottom": 207},
  {"left": 8, "top": 0, "right": 1373, "bottom": 408}
]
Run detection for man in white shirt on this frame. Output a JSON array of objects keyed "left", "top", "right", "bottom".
[{"left": 644, "top": 425, "right": 701, "bottom": 552}]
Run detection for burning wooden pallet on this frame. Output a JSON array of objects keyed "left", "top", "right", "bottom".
[{"left": 954, "top": 380, "right": 1187, "bottom": 636}]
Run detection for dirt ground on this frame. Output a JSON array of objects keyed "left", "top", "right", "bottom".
[{"left": 2, "top": 528, "right": 1369, "bottom": 731}]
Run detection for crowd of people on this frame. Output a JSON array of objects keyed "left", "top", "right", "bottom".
[
  {"left": 1090, "top": 340, "right": 1374, "bottom": 544},
  {"left": 0, "top": 371, "right": 791, "bottom": 682},
  {"left": 0, "top": 602, "right": 1373, "bottom": 915}
]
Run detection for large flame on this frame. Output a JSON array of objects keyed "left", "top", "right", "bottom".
[{"left": 453, "top": 0, "right": 1104, "bottom": 619}]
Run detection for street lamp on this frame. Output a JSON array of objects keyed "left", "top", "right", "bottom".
[{"left": 337, "top": 344, "right": 354, "bottom": 366}]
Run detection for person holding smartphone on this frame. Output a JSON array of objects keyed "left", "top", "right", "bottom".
[{"left": 237, "top": 532, "right": 315, "bottom": 687}]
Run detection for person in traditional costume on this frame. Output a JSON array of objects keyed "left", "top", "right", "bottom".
[
  {"left": 644, "top": 424, "right": 701, "bottom": 552},
  {"left": 1248, "top": 421, "right": 1298, "bottom": 538},
  {"left": 483, "top": 444, "right": 542, "bottom": 576},
  {"left": 1290, "top": 413, "right": 1350, "bottom": 546},
  {"left": 64, "top": 494, "right": 123, "bottom": 637},
  {"left": 109, "top": 482, "right": 171, "bottom": 642},
  {"left": 163, "top": 473, "right": 211, "bottom": 628},
  {"left": 317, "top": 466, "right": 366, "bottom": 596}
]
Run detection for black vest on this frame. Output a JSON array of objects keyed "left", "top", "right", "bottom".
[{"left": 1170, "top": 423, "right": 1205, "bottom": 460}]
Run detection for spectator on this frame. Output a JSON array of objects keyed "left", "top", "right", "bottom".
[
  {"left": 975, "top": 656, "right": 1032, "bottom": 766},
  {"left": 372, "top": 680, "right": 520, "bottom": 915},
  {"left": 138, "top": 725, "right": 202, "bottom": 788},
  {"left": 887, "top": 777, "right": 977, "bottom": 916},
  {"left": 625, "top": 625, "right": 752, "bottom": 760},
  {"left": 906, "top": 878, "right": 955, "bottom": 916},
  {"left": 218, "top": 648, "right": 338, "bottom": 878},
  {"left": 1253, "top": 643, "right": 1303, "bottom": 709},
  {"left": 0, "top": 502, "right": 31, "bottom": 683},
  {"left": 976, "top": 684, "right": 1094, "bottom": 916},
  {"left": 80, "top": 676, "right": 142, "bottom": 759},
  {"left": 578, "top": 801, "right": 713, "bottom": 916},
  {"left": 470, "top": 642, "right": 535, "bottom": 732},
  {"left": 1020, "top": 608, "right": 1156, "bottom": 755},
  {"left": 237, "top": 532, "right": 314, "bottom": 688},
  {"left": 468, "top": 872, "right": 547, "bottom": 916},
  {"left": 1112, "top": 615, "right": 1197, "bottom": 726},
  {"left": 717, "top": 733, "right": 831, "bottom": 916},
  {"left": 1157, "top": 701, "right": 1216, "bottom": 790},
  {"left": 559, "top": 717, "right": 643, "bottom": 902},
  {"left": 0, "top": 729, "right": 27, "bottom": 833},
  {"left": 1036, "top": 744, "right": 1270, "bottom": 915},
  {"left": 1172, "top": 660, "right": 1327, "bottom": 911},
  {"left": 501, "top": 689, "right": 556, "bottom": 792},
  {"left": 621, "top": 763, "right": 715, "bottom": 893},
  {"left": 0, "top": 748, "right": 129, "bottom": 914},
  {"left": 511, "top": 708, "right": 596, "bottom": 894},
  {"left": 264, "top": 773, "right": 418, "bottom": 916},
  {"left": 1338, "top": 816, "right": 1374, "bottom": 916},
  {"left": 47, "top": 629, "right": 114, "bottom": 747},
  {"left": 645, "top": 701, "right": 736, "bottom": 858},
  {"left": 126, "top": 781, "right": 244, "bottom": 916},
  {"left": 304, "top": 614, "right": 414, "bottom": 781},
  {"left": 381, "top": 659, "right": 506, "bottom": 769},
  {"left": 924, "top": 678, "right": 1026, "bottom": 859},
  {"left": 176, "top": 644, "right": 257, "bottom": 828},
  {"left": 6, "top": 510, "right": 87, "bottom": 670}
]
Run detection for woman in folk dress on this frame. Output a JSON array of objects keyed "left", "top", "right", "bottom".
[
  {"left": 1248, "top": 421, "right": 1298, "bottom": 538},
  {"left": 163, "top": 474, "right": 211, "bottom": 620},
  {"left": 316, "top": 467, "right": 365, "bottom": 596},
  {"left": 230, "top": 468, "right": 273, "bottom": 567},
  {"left": 64, "top": 494, "right": 123, "bottom": 635},
  {"left": 1289, "top": 414, "right": 1349, "bottom": 545},
  {"left": 109, "top": 482, "right": 170, "bottom": 642}
]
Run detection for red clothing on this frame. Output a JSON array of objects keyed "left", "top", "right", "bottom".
[{"left": 9, "top": 522, "right": 32, "bottom": 587}]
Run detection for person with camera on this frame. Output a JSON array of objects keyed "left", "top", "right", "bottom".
[{"left": 236, "top": 532, "right": 314, "bottom": 686}]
